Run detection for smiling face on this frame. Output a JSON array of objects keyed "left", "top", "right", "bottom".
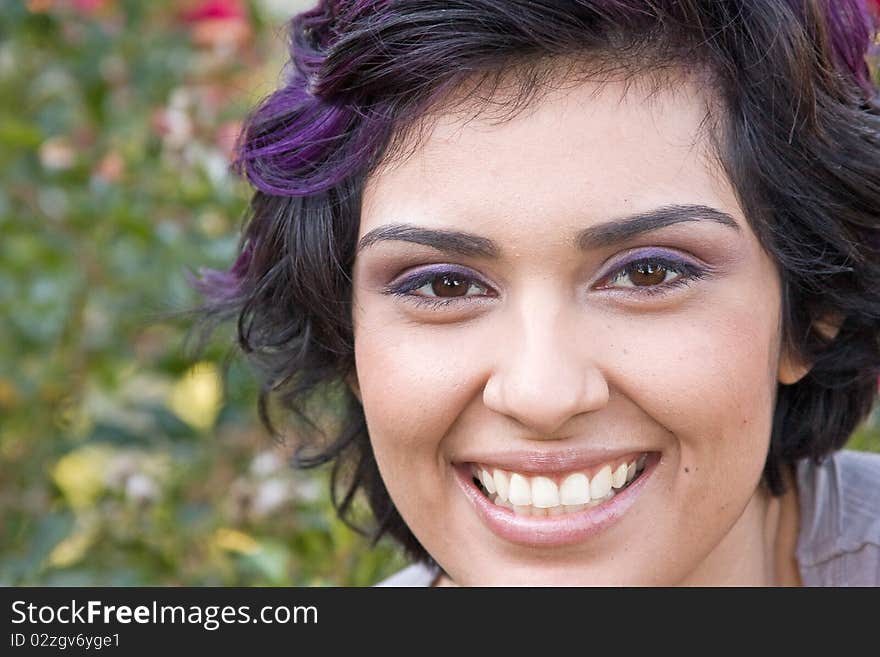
[{"left": 349, "top": 70, "right": 807, "bottom": 585}]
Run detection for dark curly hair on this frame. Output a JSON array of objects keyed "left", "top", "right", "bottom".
[{"left": 190, "top": 0, "right": 880, "bottom": 565}]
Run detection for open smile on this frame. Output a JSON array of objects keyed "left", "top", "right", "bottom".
[
  {"left": 454, "top": 451, "right": 659, "bottom": 547},
  {"left": 470, "top": 453, "right": 648, "bottom": 516}
]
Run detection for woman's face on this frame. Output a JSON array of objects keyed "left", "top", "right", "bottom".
[{"left": 350, "top": 72, "right": 807, "bottom": 585}]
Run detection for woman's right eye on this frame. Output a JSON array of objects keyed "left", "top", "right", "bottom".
[{"left": 385, "top": 269, "right": 492, "bottom": 309}]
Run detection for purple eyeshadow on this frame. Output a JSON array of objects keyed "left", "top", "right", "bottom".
[{"left": 384, "top": 264, "right": 487, "bottom": 296}]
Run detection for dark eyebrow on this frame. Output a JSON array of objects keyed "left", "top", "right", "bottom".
[
  {"left": 357, "top": 223, "right": 499, "bottom": 258},
  {"left": 575, "top": 204, "right": 740, "bottom": 249},
  {"left": 356, "top": 204, "right": 740, "bottom": 257}
]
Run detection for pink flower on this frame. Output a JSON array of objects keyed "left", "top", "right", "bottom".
[
  {"left": 179, "top": 0, "right": 246, "bottom": 23},
  {"left": 178, "top": 0, "right": 251, "bottom": 50},
  {"left": 215, "top": 120, "right": 243, "bottom": 163}
]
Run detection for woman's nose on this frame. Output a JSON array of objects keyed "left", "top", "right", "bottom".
[{"left": 481, "top": 309, "right": 610, "bottom": 438}]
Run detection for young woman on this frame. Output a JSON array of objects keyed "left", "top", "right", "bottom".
[{"left": 193, "top": 0, "right": 880, "bottom": 585}]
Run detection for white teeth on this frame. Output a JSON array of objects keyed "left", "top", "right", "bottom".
[
  {"left": 590, "top": 465, "right": 612, "bottom": 500},
  {"left": 474, "top": 454, "right": 648, "bottom": 515},
  {"left": 480, "top": 468, "right": 497, "bottom": 494},
  {"left": 559, "top": 472, "right": 590, "bottom": 505},
  {"left": 492, "top": 469, "right": 510, "bottom": 502},
  {"left": 530, "top": 476, "right": 560, "bottom": 508},
  {"left": 508, "top": 473, "right": 532, "bottom": 506}
]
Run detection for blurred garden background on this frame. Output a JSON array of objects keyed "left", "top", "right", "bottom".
[
  {"left": 0, "top": 0, "right": 409, "bottom": 586},
  {"left": 1, "top": 0, "right": 879, "bottom": 587}
]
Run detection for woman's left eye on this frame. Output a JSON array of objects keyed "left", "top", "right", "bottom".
[{"left": 597, "top": 257, "right": 706, "bottom": 296}]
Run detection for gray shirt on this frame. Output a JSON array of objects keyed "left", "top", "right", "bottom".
[{"left": 376, "top": 449, "right": 880, "bottom": 586}]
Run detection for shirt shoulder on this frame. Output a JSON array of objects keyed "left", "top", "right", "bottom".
[
  {"left": 373, "top": 562, "right": 439, "bottom": 587},
  {"left": 796, "top": 449, "right": 880, "bottom": 586}
]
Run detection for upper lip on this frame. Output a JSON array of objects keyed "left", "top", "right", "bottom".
[{"left": 456, "top": 447, "right": 654, "bottom": 476}]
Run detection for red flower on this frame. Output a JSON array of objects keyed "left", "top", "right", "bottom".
[
  {"left": 178, "top": 0, "right": 251, "bottom": 50},
  {"left": 179, "top": 0, "right": 247, "bottom": 24}
]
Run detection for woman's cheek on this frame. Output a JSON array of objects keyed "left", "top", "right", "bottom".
[
  {"left": 609, "top": 303, "right": 778, "bottom": 485},
  {"left": 354, "top": 320, "right": 478, "bottom": 454}
]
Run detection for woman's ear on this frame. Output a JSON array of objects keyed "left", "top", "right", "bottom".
[
  {"left": 777, "top": 349, "right": 811, "bottom": 385},
  {"left": 345, "top": 371, "right": 362, "bottom": 403},
  {"left": 777, "top": 313, "right": 845, "bottom": 385}
]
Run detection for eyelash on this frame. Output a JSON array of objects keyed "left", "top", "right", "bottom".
[{"left": 384, "top": 256, "right": 708, "bottom": 310}]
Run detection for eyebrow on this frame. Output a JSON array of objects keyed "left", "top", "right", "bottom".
[{"left": 356, "top": 204, "right": 741, "bottom": 258}]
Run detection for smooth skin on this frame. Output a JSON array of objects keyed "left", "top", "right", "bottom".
[{"left": 349, "top": 68, "right": 813, "bottom": 586}]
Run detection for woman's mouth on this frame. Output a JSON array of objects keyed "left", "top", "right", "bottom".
[
  {"left": 454, "top": 451, "right": 658, "bottom": 547},
  {"left": 468, "top": 453, "right": 648, "bottom": 516}
]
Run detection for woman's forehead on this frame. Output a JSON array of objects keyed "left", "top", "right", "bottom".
[{"left": 361, "top": 72, "right": 737, "bottom": 242}]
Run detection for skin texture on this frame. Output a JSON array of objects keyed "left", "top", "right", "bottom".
[{"left": 349, "top": 71, "right": 810, "bottom": 586}]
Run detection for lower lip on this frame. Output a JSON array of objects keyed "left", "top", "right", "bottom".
[{"left": 453, "top": 456, "right": 656, "bottom": 548}]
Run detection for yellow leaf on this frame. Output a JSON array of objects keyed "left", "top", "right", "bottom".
[
  {"left": 47, "top": 528, "right": 95, "bottom": 569},
  {"left": 213, "top": 528, "right": 259, "bottom": 555},
  {"left": 167, "top": 361, "right": 223, "bottom": 431},
  {"left": 51, "top": 445, "right": 113, "bottom": 509}
]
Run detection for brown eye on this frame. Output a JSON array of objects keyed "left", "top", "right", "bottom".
[
  {"left": 601, "top": 257, "right": 692, "bottom": 291},
  {"left": 431, "top": 273, "right": 470, "bottom": 297},
  {"left": 394, "top": 269, "right": 491, "bottom": 306},
  {"left": 628, "top": 262, "right": 670, "bottom": 286}
]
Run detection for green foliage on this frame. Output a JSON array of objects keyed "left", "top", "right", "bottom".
[
  {"left": 0, "top": 0, "right": 407, "bottom": 586},
  {"left": 1, "top": 0, "right": 878, "bottom": 587}
]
